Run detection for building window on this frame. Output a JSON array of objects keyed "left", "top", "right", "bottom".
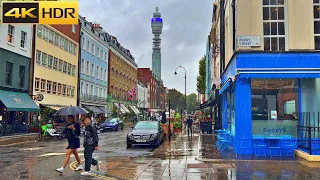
[
  {"left": 86, "top": 83, "right": 89, "bottom": 94},
  {"left": 67, "top": 63, "right": 71, "bottom": 75},
  {"left": 87, "top": 40, "right": 90, "bottom": 52},
  {"left": 100, "top": 68, "right": 103, "bottom": 81},
  {"left": 263, "top": 0, "right": 286, "bottom": 51},
  {"left": 52, "top": 82, "right": 57, "bottom": 94},
  {"left": 37, "top": 25, "right": 42, "bottom": 38},
  {"left": 72, "top": 65, "right": 76, "bottom": 76},
  {"left": 71, "top": 87, "right": 75, "bottom": 97},
  {"left": 48, "top": 55, "right": 53, "bottom": 69},
  {"left": 97, "top": 47, "right": 100, "bottom": 58},
  {"left": 5, "top": 62, "right": 13, "bottom": 86},
  {"left": 43, "top": 26, "right": 48, "bottom": 40},
  {"left": 72, "top": 43, "right": 76, "bottom": 55},
  {"left": 54, "top": 33, "right": 59, "bottom": 46},
  {"left": 101, "top": 50, "right": 103, "bottom": 60},
  {"left": 80, "top": 81, "right": 84, "bottom": 93},
  {"left": 92, "top": 44, "right": 95, "bottom": 55},
  {"left": 49, "top": 29, "right": 54, "bottom": 43},
  {"left": 58, "top": 59, "right": 63, "bottom": 72},
  {"left": 57, "top": 83, "right": 62, "bottom": 95},
  {"left": 105, "top": 52, "right": 107, "bottom": 61},
  {"left": 20, "top": 31, "right": 27, "bottom": 48},
  {"left": 90, "top": 84, "right": 93, "bottom": 95},
  {"left": 63, "top": 62, "right": 67, "bottom": 73},
  {"left": 35, "top": 78, "right": 40, "bottom": 91},
  {"left": 72, "top": 24, "right": 76, "bottom": 33},
  {"left": 36, "top": 50, "right": 41, "bottom": 64},
  {"left": 314, "top": 0, "right": 320, "bottom": 50},
  {"left": 7, "top": 25, "right": 14, "bottom": 43},
  {"left": 104, "top": 70, "right": 107, "bottom": 81},
  {"left": 66, "top": 86, "right": 71, "bottom": 97},
  {"left": 96, "top": 66, "right": 99, "bottom": 79},
  {"left": 53, "top": 57, "right": 58, "bottom": 70},
  {"left": 100, "top": 87, "right": 103, "bottom": 97},
  {"left": 91, "top": 63, "right": 94, "bottom": 77},
  {"left": 86, "top": 61, "right": 90, "bottom": 75},
  {"left": 62, "top": 84, "right": 66, "bottom": 95},
  {"left": 47, "top": 81, "right": 52, "bottom": 93},
  {"left": 60, "top": 37, "right": 64, "bottom": 49},
  {"left": 40, "top": 79, "right": 46, "bottom": 92},
  {"left": 42, "top": 52, "right": 47, "bottom": 66},
  {"left": 19, "top": 66, "right": 25, "bottom": 88},
  {"left": 104, "top": 88, "right": 107, "bottom": 97},
  {"left": 81, "top": 37, "right": 85, "bottom": 49},
  {"left": 64, "top": 40, "right": 69, "bottom": 51},
  {"left": 96, "top": 86, "right": 99, "bottom": 96}
]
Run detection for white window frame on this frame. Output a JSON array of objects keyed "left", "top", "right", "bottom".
[
  {"left": 314, "top": 0, "right": 320, "bottom": 50},
  {"left": 81, "top": 59, "right": 85, "bottom": 73},
  {"left": 100, "top": 68, "right": 103, "bottom": 81},
  {"left": 86, "top": 61, "right": 90, "bottom": 75},
  {"left": 72, "top": 24, "right": 76, "bottom": 33},
  {"left": 262, "top": 0, "right": 288, "bottom": 51},
  {"left": 7, "top": 25, "right": 14, "bottom": 43},
  {"left": 20, "top": 31, "right": 27, "bottom": 48},
  {"left": 92, "top": 43, "right": 95, "bottom": 55},
  {"left": 96, "top": 66, "right": 99, "bottom": 79},
  {"left": 91, "top": 63, "right": 94, "bottom": 77},
  {"left": 36, "top": 50, "right": 41, "bottom": 64},
  {"left": 90, "top": 83, "right": 94, "bottom": 95}
]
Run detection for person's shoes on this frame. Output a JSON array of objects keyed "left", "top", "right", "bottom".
[
  {"left": 55, "top": 167, "right": 64, "bottom": 173},
  {"left": 75, "top": 165, "right": 83, "bottom": 171},
  {"left": 96, "top": 162, "right": 101, "bottom": 171},
  {"left": 81, "top": 171, "right": 91, "bottom": 176}
]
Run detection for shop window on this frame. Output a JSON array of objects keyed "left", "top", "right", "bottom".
[
  {"left": 47, "top": 81, "right": 52, "bottom": 93},
  {"left": 53, "top": 57, "right": 58, "bottom": 70},
  {"left": 19, "top": 66, "right": 25, "bottom": 88},
  {"left": 5, "top": 62, "right": 13, "bottom": 86},
  {"left": 57, "top": 83, "right": 62, "bottom": 95},
  {"left": 37, "top": 25, "right": 42, "bottom": 38},
  {"left": 36, "top": 50, "right": 41, "bottom": 65},
  {"left": 52, "top": 82, "right": 57, "bottom": 94},
  {"left": 35, "top": 78, "right": 40, "bottom": 91},
  {"left": 40, "top": 79, "right": 46, "bottom": 92},
  {"left": 58, "top": 59, "right": 63, "bottom": 72},
  {"left": 48, "top": 55, "right": 53, "bottom": 69},
  {"left": 251, "top": 79, "right": 298, "bottom": 137},
  {"left": 41, "top": 52, "right": 47, "bottom": 67}
]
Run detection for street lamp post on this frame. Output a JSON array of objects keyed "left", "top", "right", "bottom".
[{"left": 174, "top": 66, "right": 187, "bottom": 119}]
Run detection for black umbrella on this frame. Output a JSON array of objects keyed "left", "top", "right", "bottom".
[{"left": 53, "top": 106, "right": 89, "bottom": 116}]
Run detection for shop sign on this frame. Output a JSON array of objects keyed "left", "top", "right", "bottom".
[{"left": 237, "top": 36, "right": 260, "bottom": 47}]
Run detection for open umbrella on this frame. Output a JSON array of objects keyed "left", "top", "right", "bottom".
[{"left": 53, "top": 106, "right": 89, "bottom": 116}]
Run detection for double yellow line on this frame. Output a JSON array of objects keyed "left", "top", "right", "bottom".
[{"left": 69, "top": 160, "right": 116, "bottom": 180}]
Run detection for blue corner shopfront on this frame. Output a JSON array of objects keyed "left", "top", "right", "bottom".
[{"left": 220, "top": 52, "right": 320, "bottom": 155}]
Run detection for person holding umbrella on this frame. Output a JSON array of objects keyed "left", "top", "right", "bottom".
[{"left": 55, "top": 115, "right": 83, "bottom": 173}]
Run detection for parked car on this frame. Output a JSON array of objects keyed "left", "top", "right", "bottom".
[
  {"left": 126, "top": 121, "right": 165, "bottom": 148},
  {"left": 102, "top": 118, "right": 124, "bottom": 132}
]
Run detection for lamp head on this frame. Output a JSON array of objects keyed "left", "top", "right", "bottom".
[{"left": 174, "top": 72, "right": 177, "bottom": 75}]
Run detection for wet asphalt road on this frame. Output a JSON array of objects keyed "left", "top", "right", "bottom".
[{"left": 0, "top": 127, "right": 154, "bottom": 180}]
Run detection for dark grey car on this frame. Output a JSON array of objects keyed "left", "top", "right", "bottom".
[{"left": 126, "top": 121, "right": 165, "bottom": 148}]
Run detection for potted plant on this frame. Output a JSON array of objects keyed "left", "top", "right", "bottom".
[{"left": 173, "top": 121, "right": 182, "bottom": 133}]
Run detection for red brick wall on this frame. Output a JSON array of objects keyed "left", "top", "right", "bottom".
[
  {"left": 51, "top": 23, "right": 80, "bottom": 43},
  {"left": 137, "top": 68, "right": 155, "bottom": 108}
]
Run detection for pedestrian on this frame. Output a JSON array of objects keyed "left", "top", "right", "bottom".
[
  {"left": 186, "top": 115, "right": 193, "bottom": 136},
  {"left": 81, "top": 118, "right": 100, "bottom": 175},
  {"left": 55, "top": 115, "right": 83, "bottom": 173}
]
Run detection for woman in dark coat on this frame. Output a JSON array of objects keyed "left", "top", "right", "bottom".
[{"left": 55, "top": 115, "right": 83, "bottom": 173}]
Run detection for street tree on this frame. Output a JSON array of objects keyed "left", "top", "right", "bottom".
[
  {"left": 197, "top": 55, "right": 206, "bottom": 94},
  {"left": 166, "top": 88, "right": 185, "bottom": 113},
  {"left": 187, "top": 93, "right": 197, "bottom": 113}
]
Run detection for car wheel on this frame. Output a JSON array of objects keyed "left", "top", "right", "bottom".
[{"left": 115, "top": 126, "right": 118, "bottom": 131}]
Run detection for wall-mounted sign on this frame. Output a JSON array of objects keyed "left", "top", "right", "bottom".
[
  {"left": 237, "top": 36, "right": 260, "bottom": 47},
  {"left": 271, "top": 110, "right": 277, "bottom": 119}
]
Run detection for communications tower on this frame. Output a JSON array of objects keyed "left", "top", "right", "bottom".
[{"left": 151, "top": 7, "right": 163, "bottom": 80}]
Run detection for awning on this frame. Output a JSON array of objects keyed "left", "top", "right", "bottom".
[
  {"left": 199, "top": 100, "right": 216, "bottom": 109},
  {"left": 132, "top": 106, "right": 140, "bottom": 114},
  {"left": 238, "top": 70, "right": 320, "bottom": 79},
  {"left": 0, "top": 90, "right": 40, "bottom": 111},
  {"left": 120, "top": 104, "right": 130, "bottom": 113},
  {"left": 129, "top": 105, "right": 139, "bottom": 114},
  {"left": 41, "top": 104, "right": 65, "bottom": 111},
  {"left": 219, "top": 79, "right": 231, "bottom": 95},
  {"left": 84, "top": 105, "right": 104, "bottom": 114},
  {"left": 113, "top": 103, "right": 125, "bottom": 113},
  {"left": 98, "top": 107, "right": 109, "bottom": 114}
]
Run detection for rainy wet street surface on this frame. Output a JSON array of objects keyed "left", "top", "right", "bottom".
[{"left": 1, "top": 129, "right": 320, "bottom": 180}]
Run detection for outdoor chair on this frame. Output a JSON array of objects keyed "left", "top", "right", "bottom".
[
  {"left": 253, "top": 135, "right": 267, "bottom": 157},
  {"left": 280, "top": 135, "right": 295, "bottom": 156}
]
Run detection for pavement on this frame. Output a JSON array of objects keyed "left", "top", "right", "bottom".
[{"left": 2, "top": 127, "right": 320, "bottom": 179}]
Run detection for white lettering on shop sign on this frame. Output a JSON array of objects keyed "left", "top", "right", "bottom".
[{"left": 237, "top": 36, "right": 260, "bottom": 47}]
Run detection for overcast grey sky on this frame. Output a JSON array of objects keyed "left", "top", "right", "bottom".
[{"left": 79, "top": 0, "right": 213, "bottom": 94}]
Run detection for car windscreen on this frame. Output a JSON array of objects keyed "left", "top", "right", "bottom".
[
  {"left": 107, "top": 118, "right": 118, "bottom": 123},
  {"left": 134, "top": 122, "right": 158, "bottom": 129}
]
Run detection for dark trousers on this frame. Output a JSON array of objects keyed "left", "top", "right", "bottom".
[
  {"left": 187, "top": 125, "right": 192, "bottom": 135},
  {"left": 84, "top": 146, "right": 98, "bottom": 171}
]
